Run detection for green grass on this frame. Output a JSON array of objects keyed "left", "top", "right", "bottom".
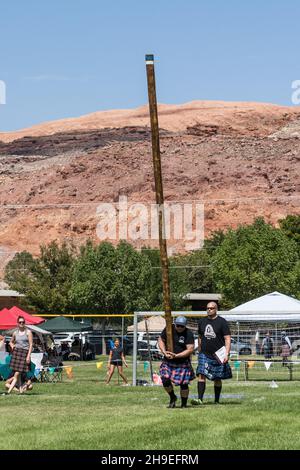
[{"left": 0, "top": 357, "right": 299, "bottom": 450}]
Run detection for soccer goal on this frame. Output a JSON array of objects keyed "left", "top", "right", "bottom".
[{"left": 131, "top": 311, "right": 300, "bottom": 385}]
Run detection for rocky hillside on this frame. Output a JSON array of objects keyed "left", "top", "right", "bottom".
[{"left": 0, "top": 101, "right": 300, "bottom": 273}]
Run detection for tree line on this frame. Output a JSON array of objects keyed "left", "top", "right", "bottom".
[{"left": 4, "top": 215, "right": 300, "bottom": 317}]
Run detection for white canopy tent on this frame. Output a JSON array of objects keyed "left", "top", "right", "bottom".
[{"left": 221, "top": 291, "right": 300, "bottom": 322}]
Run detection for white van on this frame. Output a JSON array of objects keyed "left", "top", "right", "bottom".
[
  {"left": 53, "top": 332, "right": 89, "bottom": 348},
  {"left": 137, "top": 332, "right": 159, "bottom": 348}
]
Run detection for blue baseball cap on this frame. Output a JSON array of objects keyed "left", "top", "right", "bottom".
[{"left": 174, "top": 316, "right": 187, "bottom": 326}]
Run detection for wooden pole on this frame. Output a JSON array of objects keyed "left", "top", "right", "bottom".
[{"left": 145, "top": 54, "right": 173, "bottom": 352}]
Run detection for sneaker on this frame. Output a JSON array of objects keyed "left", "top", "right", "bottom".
[
  {"left": 180, "top": 403, "right": 187, "bottom": 408},
  {"left": 191, "top": 398, "right": 203, "bottom": 406},
  {"left": 167, "top": 396, "right": 177, "bottom": 408}
]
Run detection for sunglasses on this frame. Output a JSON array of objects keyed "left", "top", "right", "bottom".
[
  {"left": 18, "top": 321, "right": 25, "bottom": 325},
  {"left": 207, "top": 307, "right": 216, "bottom": 310},
  {"left": 175, "top": 324, "right": 185, "bottom": 328}
]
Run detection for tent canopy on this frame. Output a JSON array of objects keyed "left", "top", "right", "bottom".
[
  {"left": 222, "top": 291, "right": 300, "bottom": 323},
  {"left": 127, "top": 315, "right": 166, "bottom": 333},
  {"left": 5, "top": 324, "right": 52, "bottom": 336},
  {"left": 4, "top": 324, "right": 54, "bottom": 349},
  {"left": 230, "top": 292, "right": 300, "bottom": 314},
  {"left": 0, "top": 306, "right": 44, "bottom": 330},
  {"left": 42, "top": 316, "right": 92, "bottom": 333}
]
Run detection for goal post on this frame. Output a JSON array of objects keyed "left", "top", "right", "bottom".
[{"left": 131, "top": 311, "right": 300, "bottom": 386}]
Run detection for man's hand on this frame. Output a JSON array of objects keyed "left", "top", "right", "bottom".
[
  {"left": 223, "top": 353, "right": 229, "bottom": 363},
  {"left": 26, "top": 356, "right": 31, "bottom": 365},
  {"left": 164, "top": 350, "right": 176, "bottom": 359}
]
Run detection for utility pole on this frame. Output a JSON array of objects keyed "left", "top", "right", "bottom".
[{"left": 145, "top": 54, "right": 173, "bottom": 352}]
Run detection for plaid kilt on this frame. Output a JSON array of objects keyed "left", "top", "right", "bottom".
[
  {"left": 281, "top": 344, "right": 291, "bottom": 357},
  {"left": 196, "top": 353, "right": 232, "bottom": 381},
  {"left": 160, "top": 360, "right": 195, "bottom": 386},
  {"left": 10, "top": 348, "right": 30, "bottom": 373}
]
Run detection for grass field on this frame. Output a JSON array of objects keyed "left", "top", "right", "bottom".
[{"left": 1, "top": 357, "right": 300, "bottom": 450}]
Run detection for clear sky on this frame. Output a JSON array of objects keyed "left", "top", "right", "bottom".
[{"left": 1, "top": 0, "right": 300, "bottom": 131}]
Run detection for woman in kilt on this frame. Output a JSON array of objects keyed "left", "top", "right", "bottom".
[
  {"left": 7, "top": 316, "right": 33, "bottom": 394},
  {"left": 158, "top": 316, "right": 195, "bottom": 408}
]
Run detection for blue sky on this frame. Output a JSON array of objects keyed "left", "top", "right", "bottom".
[{"left": 1, "top": 0, "right": 300, "bottom": 131}]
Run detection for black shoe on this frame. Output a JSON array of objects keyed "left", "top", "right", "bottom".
[
  {"left": 180, "top": 403, "right": 187, "bottom": 408},
  {"left": 167, "top": 396, "right": 177, "bottom": 408}
]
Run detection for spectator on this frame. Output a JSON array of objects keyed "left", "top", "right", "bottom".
[
  {"left": 7, "top": 316, "right": 33, "bottom": 394},
  {"left": 0, "top": 334, "right": 5, "bottom": 352},
  {"left": 255, "top": 330, "right": 260, "bottom": 355},
  {"left": 106, "top": 338, "right": 128, "bottom": 385},
  {"left": 281, "top": 331, "right": 292, "bottom": 366},
  {"left": 261, "top": 332, "right": 274, "bottom": 359}
]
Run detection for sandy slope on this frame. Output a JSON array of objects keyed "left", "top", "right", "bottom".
[{"left": 1, "top": 100, "right": 300, "bottom": 142}]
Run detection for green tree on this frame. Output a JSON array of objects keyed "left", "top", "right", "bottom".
[
  {"left": 183, "top": 248, "right": 215, "bottom": 294},
  {"left": 212, "top": 218, "right": 300, "bottom": 307},
  {"left": 140, "top": 248, "right": 191, "bottom": 310},
  {"left": 140, "top": 248, "right": 162, "bottom": 310},
  {"left": 4, "top": 241, "right": 77, "bottom": 314},
  {"left": 175, "top": 231, "right": 225, "bottom": 298},
  {"left": 70, "top": 240, "right": 151, "bottom": 315},
  {"left": 279, "top": 215, "right": 300, "bottom": 253}
]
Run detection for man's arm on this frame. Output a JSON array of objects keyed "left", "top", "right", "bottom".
[
  {"left": 158, "top": 336, "right": 174, "bottom": 359},
  {"left": 198, "top": 336, "right": 201, "bottom": 353},
  {"left": 171, "top": 344, "right": 194, "bottom": 360},
  {"left": 224, "top": 335, "right": 231, "bottom": 363}
]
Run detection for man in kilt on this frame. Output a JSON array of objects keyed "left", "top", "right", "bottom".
[
  {"left": 7, "top": 316, "right": 33, "bottom": 394},
  {"left": 158, "top": 316, "right": 195, "bottom": 408},
  {"left": 191, "top": 302, "right": 232, "bottom": 406}
]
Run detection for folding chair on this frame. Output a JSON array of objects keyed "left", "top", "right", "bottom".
[{"left": 42, "top": 354, "right": 63, "bottom": 383}]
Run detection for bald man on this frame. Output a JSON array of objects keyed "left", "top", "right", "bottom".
[{"left": 191, "top": 302, "right": 232, "bottom": 405}]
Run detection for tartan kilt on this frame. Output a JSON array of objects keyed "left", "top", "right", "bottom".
[
  {"left": 196, "top": 353, "right": 232, "bottom": 381},
  {"left": 160, "top": 359, "right": 195, "bottom": 386},
  {"left": 10, "top": 348, "right": 30, "bottom": 373},
  {"left": 281, "top": 344, "right": 291, "bottom": 357}
]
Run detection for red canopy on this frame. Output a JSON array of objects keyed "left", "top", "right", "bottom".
[{"left": 0, "top": 306, "right": 44, "bottom": 330}]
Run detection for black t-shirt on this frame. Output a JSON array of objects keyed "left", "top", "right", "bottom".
[
  {"left": 198, "top": 316, "right": 231, "bottom": 359},
  {"left": 160, "top": 325, "right": 194, "bottom": 364},
  {"left": 111, "top": 346, "right": 123, "bottom": 362}
]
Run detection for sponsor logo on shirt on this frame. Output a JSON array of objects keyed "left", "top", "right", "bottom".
[{"left": 204, "top": 324, "right": 216, "bottom": 339}]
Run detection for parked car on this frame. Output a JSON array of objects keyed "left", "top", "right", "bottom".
[
  {"left": 137, "top": 340, "right": 163, "bottom": 361},
  {"left": 136, "top": 332, "right": 159, "bottom": 348},
  {"left": 230, "top": 338, "right": 252, "bottom": 355},
  {"left": 53, "top": 332, "right": 81, "bottom": 348}
]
